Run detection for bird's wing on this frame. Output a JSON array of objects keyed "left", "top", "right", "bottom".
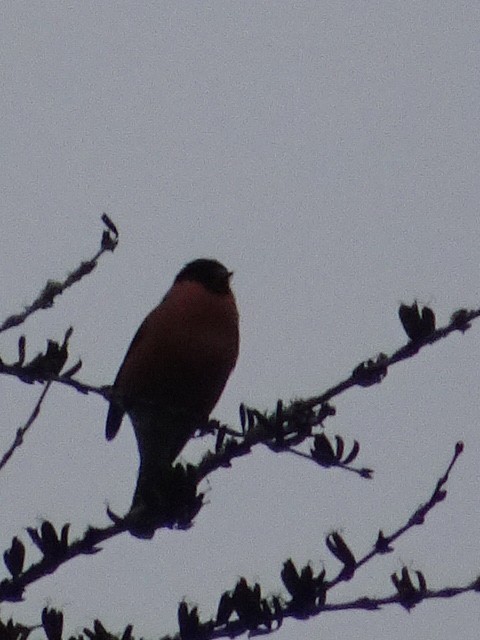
[{"left": 105, "top": 318, "right": 150, "bottom": 440}]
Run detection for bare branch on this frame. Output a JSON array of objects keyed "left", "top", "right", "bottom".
[
  {"left": 0, "top": 214, "right": 118, "bottom": 334},
  {"left": 325, "top": 442, "right": 464, "bottom": 590},
  {"left": 0, "top": 381, "right": 52, "bottom": 473}
]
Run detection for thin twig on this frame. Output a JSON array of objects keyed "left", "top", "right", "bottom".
[
  {"left": 325, "top": 442, "right": 464, "bottom": 591},
  {"left": 0, "top": 214, "right": 118, "bottom": 334},
  {"left": 0, "top": 382, "right": 52, "bottom": 473},
  {"left": 300, "top": 307, "right": 479, "bottom": 412},
  {"left": 0, "top": 364, "right": 111, "bottom": 400}
]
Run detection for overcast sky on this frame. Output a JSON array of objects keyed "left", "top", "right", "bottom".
[{"left": 1, "top": 3, "right": 479, "bottom": 639}]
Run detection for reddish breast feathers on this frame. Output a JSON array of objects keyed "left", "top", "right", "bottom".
[{"left": 114, "top": 279, "right": 239, "bottom": 420}]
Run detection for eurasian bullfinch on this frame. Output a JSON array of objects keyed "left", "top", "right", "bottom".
[{"left": 106, "top": 258, "right": 239, "bottom": 512}]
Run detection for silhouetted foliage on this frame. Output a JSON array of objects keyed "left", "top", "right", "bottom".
[{"left": 0, "top": 217, "right": 478, "bottom": 638}]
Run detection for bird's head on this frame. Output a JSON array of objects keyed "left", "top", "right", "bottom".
[{"left": 175, "top": 258, "right": 234, "bottom": 295}]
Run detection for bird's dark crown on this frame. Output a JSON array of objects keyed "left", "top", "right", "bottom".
[{"left": 175, "top": 258, "right": 233, "bottom": 294}]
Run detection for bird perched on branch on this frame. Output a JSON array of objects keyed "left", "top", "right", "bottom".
[{"left": 106, "top": 258, "right": 239, "bottom": 516}]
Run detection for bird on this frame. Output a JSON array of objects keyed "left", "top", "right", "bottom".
[{"left": 106, "top": 258, "right": 239, "bottom": 519}]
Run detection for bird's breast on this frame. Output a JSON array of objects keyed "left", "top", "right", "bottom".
[{"left": 116, "top": 280, "right": 239, "bottom": 419}]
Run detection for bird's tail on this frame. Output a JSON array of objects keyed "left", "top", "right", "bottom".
[{"left": 128, "top": 406, "right": 199, "bottom": 513}]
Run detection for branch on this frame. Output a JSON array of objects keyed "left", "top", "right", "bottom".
[
  {"left": 0, "top": 214, "right": 118, "bottom": 334},
  {"left": 324, "top": 441, "right": 464, "bottom": 590},
  {"left": 1, "top": 301, "right": 477, "bottom": 449},
  {"left": 3, "top": 444, "right": 470, "bottom": 638},
  {"left": 153, "top": 443, "right": 469, "bottom": 640},
  {"left": 0, "top": 327, "right": 109, "bottom": 472},
  {"left": 0, "top": 381, "right": 52, "bottom": 473},
  {"left": 0, "top": 442, "right": 463, "bottom": 617},
  {"left": 0, "top": 360, "right": 110, "bottom": 400},
  {"left": 1, "top": 303, "right": 475, "bottom": 537},
  {"left": 3, "top": 572, "right": 479, "bottom": 640},
  {"left": 0, "top": 234, "right": 477, "bottom": 619},
  {"left": 293, "top": 304, "right": 477, "bottom": 412},
  {"left": 157, "top": 577, "right": 480, "bottom": 640}
]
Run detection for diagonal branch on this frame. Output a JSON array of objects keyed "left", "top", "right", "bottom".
[
  {"left": 0, "top": 442, "right": 463, "bottom": 607},
  {"left": 0, "top": 381, "right": 52, "bottom": 473},
  {"left": 1, "top": 302, "right": 477, "bottom": 440},
  {"left": 294, "top": 306, "right": 478, "bottom": 413},
  {"left": 0, "top": 214, "right": 118, "bottom": 334},
  {"left": 325, "top": 441, "right": 464, "bottom": 591}
]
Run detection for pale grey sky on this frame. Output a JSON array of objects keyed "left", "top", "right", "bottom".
[{"left": 1, "top": 2, "right": 479, "bottom": 638}]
